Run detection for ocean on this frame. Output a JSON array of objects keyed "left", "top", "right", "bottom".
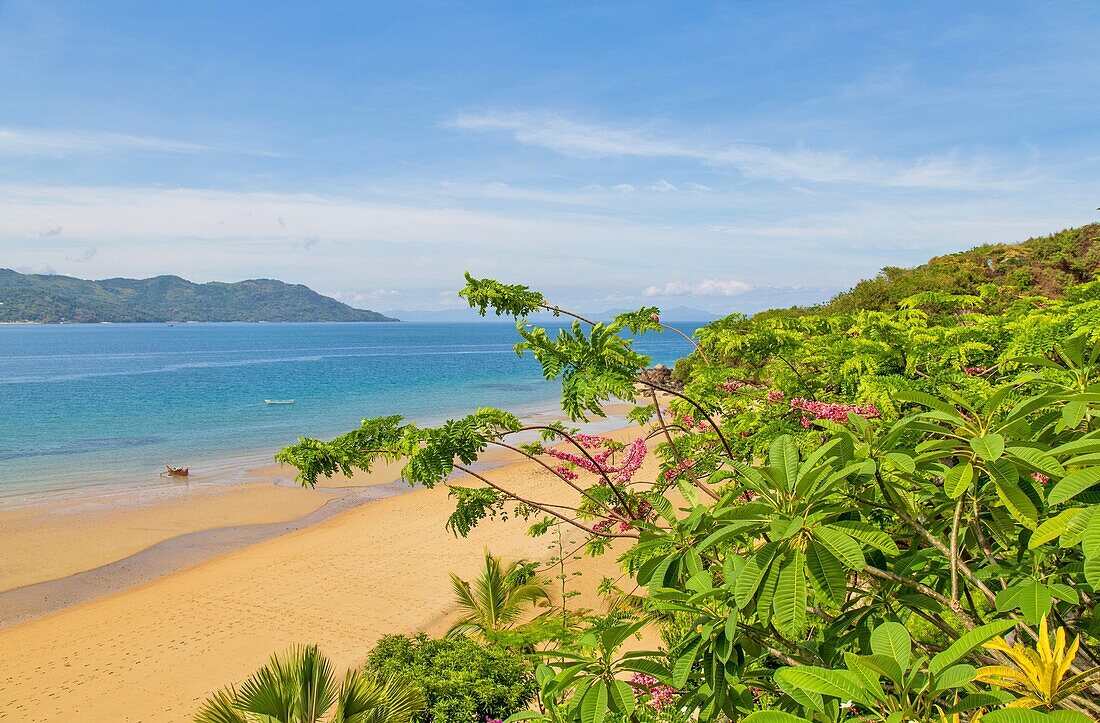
[{"left": 0, "top": 321, "right": 700, "bottom": 498}]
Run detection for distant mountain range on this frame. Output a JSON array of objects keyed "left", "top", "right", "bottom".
[
  {"left": 385, "top": 305, "right": 726, "bottom": 323},
  {"left": 0, "top": 269, "right": 397, "bottom": 323}
]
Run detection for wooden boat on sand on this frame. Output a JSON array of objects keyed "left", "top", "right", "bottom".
[{"left": 163, "top": 465, "right": 190, "bottom": 477}]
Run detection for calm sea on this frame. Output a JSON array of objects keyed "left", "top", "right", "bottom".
[{"left": 0, "top": 322, "right": 698, "bottom": 498}]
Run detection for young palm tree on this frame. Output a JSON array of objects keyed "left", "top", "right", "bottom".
[
  {"left": 194, "top": 644, "right": 425, "bottom": 723},
  {"left": 446, "top": 551, "right": 553, "bottom": 643}
]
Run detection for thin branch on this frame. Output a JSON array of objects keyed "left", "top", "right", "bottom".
[
  {"left": 453, "top": 464, "right": 638, "bottom": 540},
  {"left": 487, "top": 440, "right": 617, "bottom": 516},
  {"left": 638, "top": 380, "right": 736, "bottom": 460}
]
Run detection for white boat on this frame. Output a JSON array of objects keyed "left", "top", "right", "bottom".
[{"left": 264, "top": 399, "right": 295, "bottom": 405}]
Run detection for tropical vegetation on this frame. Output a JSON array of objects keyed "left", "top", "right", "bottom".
[{"left": 201, "top": 224, "right": 1100, "bottom": 721}]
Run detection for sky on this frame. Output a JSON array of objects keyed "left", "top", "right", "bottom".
[{"left": 1, "top": 1, "right": 1098, "bottom": 314}]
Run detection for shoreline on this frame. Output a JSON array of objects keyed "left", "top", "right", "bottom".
[
  {"left": 0, "top": 414, "right": 654, "bottom": 720},
  {"left": 0, "top": 403, "right": 637, "bottom": 620},
  {"left": 0, "top": 393, "right": 578, "bottom": 506}
]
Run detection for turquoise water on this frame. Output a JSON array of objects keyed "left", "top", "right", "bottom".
[{"left": 0, "top": 322, "right": 697, "bottom": 497}]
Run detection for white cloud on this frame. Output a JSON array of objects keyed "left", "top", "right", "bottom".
[
  {"left": 14, "top": 263, "right": 57, "bottom": 275},
  {"left": 368, "top": 289, "right": 402, "bottom": 299},
  {"left": 646, "top": 180, "right": 677, "bottom": 192},
  {"left": 450, "top": 111, "right": 1024, "bottom": 190},
  {"left": 0, "top": 127, "right": 277, "bottom": 157},
  {"left": 643, "top": 279, "right": 752, "bottom": 297}
]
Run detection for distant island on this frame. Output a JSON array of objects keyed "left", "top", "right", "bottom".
[{"left": 0, "top": 269, "right": 399, "bottom": 323}]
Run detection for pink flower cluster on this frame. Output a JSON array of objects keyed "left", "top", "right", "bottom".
[
  {"left": 767, "top": 389, "right": 785, "bottom": 403},
  {"left": 721, "top": 380, "right": 745, "bottom": 392},
  {"left": 964, "top": 366, "right": 987, "bottom": 376},
  {"left": 543, "top": 437, "right": 648, "bottom": 485},
  {"left": 664, "top": 458, "right": 696, "bottom": 481},
  {"left": 677, "top": 413, "right": 709, "bottom": 431},
  {"left": 630, "top": 673, "right": 678, "bottom": 712},
  {"left": 1031, "top": 472, "right": 1050, "bottom": 485},
  {"left": 554, "top": 465, "right": 579, "bottom": 481},
  {"left": 573, "top": 433, "right": 609, "bottom": 449},
  {"left": 790, "top": 397, "right": 879, "bottom": 425},
  {"left": 486, "top": 718, "right": 503, "bottom": 723},
  {"left": 650, "top": 312, "right": 661, "bottom": 323}
]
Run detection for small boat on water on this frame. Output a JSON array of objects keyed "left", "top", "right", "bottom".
[
  {"left": 163, "top": 465, "right": 190, "bottom": 477},
  {"left": 264, "top": 399, "right": 295, "bottom": 405}
]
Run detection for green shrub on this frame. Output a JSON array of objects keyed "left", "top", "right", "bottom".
[{"left": 366, "top": 634, "right": 535, "bottom": 722}]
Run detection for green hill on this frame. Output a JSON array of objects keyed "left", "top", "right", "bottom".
[
  {"left": 0, "top": 270, "right": 399, "bottom": 323},
  {"left": 822, "top": 223, "right": 1100, "bottom": 313}
]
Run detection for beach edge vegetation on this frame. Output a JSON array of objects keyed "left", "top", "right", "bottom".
[{"left": 208, "top": 224, "right": 1100, "bottom": 722}]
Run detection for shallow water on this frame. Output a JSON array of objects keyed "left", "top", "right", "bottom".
[{"left": 0, "top": 321, "right": 698, "bottom": 497}]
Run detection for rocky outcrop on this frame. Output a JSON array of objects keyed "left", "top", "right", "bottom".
[{"left": 636, "top": 364, "right": 683, "bottom": 392}]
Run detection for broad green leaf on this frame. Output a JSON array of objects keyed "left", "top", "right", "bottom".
[
  {"left": 895, "top": 390, "right": 963, "bottom": 418},
  {"left": 1048, "top": 582, "right": 1078, "bottom": 603},
  {"left": 1029, "top": 509, "right": 1082, "bottom": 548},
  {"left": 933, "top": 663, "right": 976, "bottom": 691},
  {"left": 970, "top": 433, "right": 1005, "bottom": 462},
  {"left": 769, "top": 436, "right": 800, "bottom": 492},
  {"left": 829, "top": 520, "right": 901, "bottom": 555},
  {"left": 1048, "top": 467, "right": 1100, "bottom": 505},
  {"left": 734, "top": 543, "right": 779, "bottom": 608},
  {"left": 1061, "top": 506, "right": 1095, "bottom": 547},
  {"left": 672, "top": 638, "right": 701, "bottom": 689},
  {"left": 987, "top": 457, "right": 1020, "bottom": 488},
  {"left": 1017, "top": 581, "right": 1053, "bottom": 624},
  {"left": 929, "top": 620, "right": 1016, "bottom": 675},
  {"left": 1062, "top": 400, "right": 1087, "bottom": 429},
  {"left": 994, "top": 475, "right": 1039, "bottom": 529},
  {"left": 579, "top": 681, "right": 608, "bottom": 723},
  {"left": 944, "top": 462, "right": 974, "bottom": 499},
  {"left": 607, "top": 680, "right": 634, "bottom": 716},
  {"left": 813, "top": 527, "right": 866, "bottom": 570},
  {"left": 773, "top": 550, "right": 807, "bottom": 637},
  {"left": 1006, "top": 446, "right": 1066, "bottom": 477},
  {"left": 805, "top": 541, "right": 846, "bottom": 606},
  {"left": 773, "top": 666, "right": 872, "bottom": 706},
  {"left": 870, "top": 622, "right": 911, "bottom": 671},
  {"left": 741, "top": 713, "right": 813, "bottom": 723}
]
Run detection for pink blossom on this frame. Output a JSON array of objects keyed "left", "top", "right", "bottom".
[
  {"left": 573, "top": 433, "right": 609, "bottom": 449},
  {"left": 543, "top": 438, "right": 647, "bottom": 484},
  {"left": 800, "top": 416, "right": 814, "bottom": 428},
  {"left": 630, "top": 674, "right": 678, "bottom": 711},
  {"left": 1031, "top": 472, "right": 1050, "bottom": 485},
  {"left": 554, "top": 465, "right": 579, "bottom": 481},
  {"left": 721, "top": 380, "right": 745, "bottom": 392},
  {"left": 649, "top": 312, "right": 661, "bottom": 323},
  {"left": 663, "top": 458, "right": 696, "bottom": 481},
  {"left": 790, "top": 397, "right": 879, "bottom": 423},
  {"left": 767, "top": 389, "right": 785, "bottom": 403},
  {"left": 964, "top": 366, "right": 987, "bottom": 376}
]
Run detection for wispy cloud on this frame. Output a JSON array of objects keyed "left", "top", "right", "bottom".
[
  {"left": 643, "top": 279, "right": 752, "bottom": 297},
  {"left": 451, "top": 111, "right": 1023, "bottom": 190},
  {"left": 0, "top": 127, "right": 278, "bottom": 157}
]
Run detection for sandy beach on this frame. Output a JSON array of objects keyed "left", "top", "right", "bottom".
[{"left": 0, "top": 421, "right": 652, "bottom": 721}]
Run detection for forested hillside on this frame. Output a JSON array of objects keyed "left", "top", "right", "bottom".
[
  {"left": 0, "top": 270, "right": 398, "bottom": 323},
  {"left": 822, "top": 223, "right": 1100, "bottom": 313}
]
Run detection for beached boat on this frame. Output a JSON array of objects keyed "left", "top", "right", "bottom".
[
  {"left": 264, "top": 399, "right": 295, "bottom": 405},
  {"left": 163, "top": 465, "right": 189, "bottom": 477}
]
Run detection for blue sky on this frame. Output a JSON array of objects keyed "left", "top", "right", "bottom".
[{"left": 1, "top": 1, "right": 1098, "bottom": 313}]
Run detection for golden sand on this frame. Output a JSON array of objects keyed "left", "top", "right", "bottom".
[{"left": 0, "top": 425, "right": 650, "bottom": 721}]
